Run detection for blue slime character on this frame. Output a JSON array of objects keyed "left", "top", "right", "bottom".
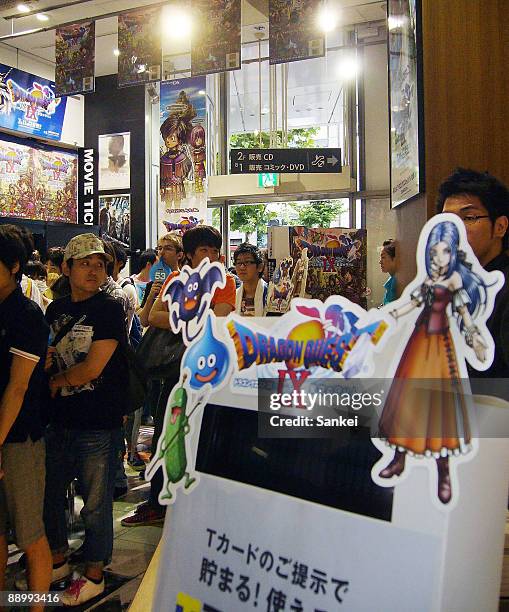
[{"left": 183, "top": 315, "right": 230, "bottom": 390}]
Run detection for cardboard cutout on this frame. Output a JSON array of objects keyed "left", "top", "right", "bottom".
[{"left": 372, "top": 214, "right": 503, "bottom": 508}]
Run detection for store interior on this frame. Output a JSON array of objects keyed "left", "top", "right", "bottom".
[{"left": 0, "top": 0, "right": 507, "bottom": 609}]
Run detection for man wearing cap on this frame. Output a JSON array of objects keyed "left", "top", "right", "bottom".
[{"left": 42, "top": 234, "right": 129, "bottom": 606}]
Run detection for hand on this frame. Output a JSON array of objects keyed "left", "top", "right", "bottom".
[
  {"left": 149, "top": 281, "right": 163, "bottom": 301},
  {"left": 473, "top": 333, "right": 488, "bottom": 362},
  {"left": 45, "top": 346, "right": 56, "bottom": 372}
]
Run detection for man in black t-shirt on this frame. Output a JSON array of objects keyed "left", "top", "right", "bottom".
[
  {"left": 43, "top": 233, "right": 129, "bottom": 606},
  {"left": 0, "top": 225, "right": 52, "bottom": 606}
]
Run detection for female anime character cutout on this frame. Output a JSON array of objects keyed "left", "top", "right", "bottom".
[
  {"left": 160, "top": 91, "right": 195, "bottom": 208},
  {"left": 189, "top": 124, "right": 206, "bottom": 193},
  {"left": 373, "top": 217, "right": 502, "bottom": 507}
]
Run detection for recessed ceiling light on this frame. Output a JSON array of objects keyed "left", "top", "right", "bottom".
[
  {"left": 113, "top": 49, "right": 120, "bottom": 57},
  {"left": 17, "top": 4, "right": 30, "bottom": 13},
  {"left": 36, "top": 13, "right": 49, "bottom": 21},
  {"left": 162, "top": 7, "right": 192, "bottom": 40}
]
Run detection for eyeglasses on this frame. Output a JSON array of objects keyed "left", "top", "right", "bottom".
[
  {"left": 235, "top": 260, "right": 257, "bottom": 267},
  {"left": 460, "top": 215, "right": 490, "bottom": 225}
]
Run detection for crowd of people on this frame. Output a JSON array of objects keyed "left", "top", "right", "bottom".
[{"left": 0, "top": 168, "right": 507, "bottom": 608}]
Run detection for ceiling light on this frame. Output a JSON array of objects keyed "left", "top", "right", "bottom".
[
  {"left": 162, "top": 7, "right": 192, "bottom": 40},
  {"left": 16, "top": 4, "right": 30, "bottom": 13},
  {"left": 36, "top": 13, "right": 49, "bottom": 22},
  {"left": 317, "top": 7, "right": 339, "bottom": 33},
  {"left": 337, "top": 56, "right": 359, "bottom": 80},
  {"left": 113, "top": 49, "right": 120, "bottom": 57}
]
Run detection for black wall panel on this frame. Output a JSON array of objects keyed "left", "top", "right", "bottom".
[{"left": 84, "top": 74, "right": 146, "bottom": 254}]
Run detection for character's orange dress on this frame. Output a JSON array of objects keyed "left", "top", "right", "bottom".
[{"left": 379, "top": 284, "right": 471, "bottom": 457}]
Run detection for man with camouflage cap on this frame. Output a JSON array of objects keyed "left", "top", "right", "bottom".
[{"left": 42, "top": 233, "right": 129, "bottom": 605}]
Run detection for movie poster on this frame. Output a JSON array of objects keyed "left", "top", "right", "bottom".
[
  {"left": 98, "top": 132, "right": 130, "bottom": 191},
  {"left": 0, "top": 63, "right": 67, "bottom": 140},
  {"left": 158, "top": 77, "right": 207, "bottom": 238},
  {"left": 34, "top": 149, "right": 78, "bottom": 222},
  {"left": 388, "top": 0, "right": 422, "bottom": 208},
  {"left": 55, "top": 21, "right": 95, "bottom": 97},
  {"left": 266, "top": 225, "right": 367, "bottom": 314},
  {"left": 191, "top": 0, "right": 241, "bottom": 76},
  {"left": 118, "top": 7, "right": 161, "bottom": 87},
  {"left": 269, "top": 0, "right": 325, "bottom": 65},
  {"left": 0, "top": 139, "right": 77, "bottom": 223},
  {"left": 98, "top": 194, "right": 130, "bottom": 247}
]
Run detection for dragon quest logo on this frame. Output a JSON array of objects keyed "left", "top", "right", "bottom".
[
  {"left": 7, "top": 79, "right": 61, "bottom": 121},
  {"left": 228, "top": 300, "right": 388, "bottom": 377}
]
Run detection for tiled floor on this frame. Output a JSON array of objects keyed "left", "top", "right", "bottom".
[{"left": 6, "top": 439, "right": 162, "bottom": 611}]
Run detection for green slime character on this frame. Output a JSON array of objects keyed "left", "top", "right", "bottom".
[{"left": 155, "top": 386, "right": 196, "bottom": 500}]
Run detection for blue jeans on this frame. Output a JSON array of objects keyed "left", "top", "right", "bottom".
[{"left": 43, "top": 426, "right": 115, "bottom": 565}]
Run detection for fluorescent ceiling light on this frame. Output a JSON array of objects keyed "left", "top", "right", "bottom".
[
  {"left": 16, "top": 4, "right": 30, "bottom": 13},
  {"left": 36, "top": 13, "right": 49, "bottom": 22}
]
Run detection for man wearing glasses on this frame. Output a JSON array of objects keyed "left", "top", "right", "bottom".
[
  {"left": 233, "top": 243, "right": 268, "bottom": 316},
  {"left": 438, "top": 167, "right": 509, "bottom": 378}
]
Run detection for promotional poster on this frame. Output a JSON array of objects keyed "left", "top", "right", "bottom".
[
  {"left": 388, "top": 0, "right": 421, "bottom": 207},
  {"left": 98, "top": 194, "right": 130, "bottom": 247},
  {"left": 191, "top": 0, "right": 241, "bottom": 76},
  {"left": 269, "top": 0, "right": 325, "bottom": 65},
  {"left": 158, "top": 77, "right": 207, "bottom": 238},
  {"left": 266, "top": 225, "right": 368, "bottom": 314},
  {"left": 0, "top": 63, "right": 67, "bottom": 141},
  {"left": 98, "top": 132, "right": 130, "bottom": 191},
  {"left": 0, "top": 139, "right": 77, "bottom": 223},
  {"left": 117, "top": 7, "right": 162, "bottom": 87},
  {"left": 55, "top": 21, "right": 95, "bottom": 97}
]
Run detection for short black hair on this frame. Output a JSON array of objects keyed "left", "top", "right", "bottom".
[
  {"left": 0, "top": 224, "right": 30, "bottom": 281},
  {"left": 25, "top": 260, "right": 47, "bottom": 280},
  {"left": 46, "top": 246, "right": 64, "bottom": 271},
  {"left": 233, "top": 243, "right": 263, "bottom": 266},
  {"left": 137, "top": 249, "right": 157, "bottom": 273},
  {"left": 437, "top": 168, "right": 509, "bottom": 247},
  {"left": 382, "top": 239, "right": 396, "bottom": 259},
  {"left": 110, "top": 242, "right": 128, "bottom": 267},
  {"left": 102, "top": 240, "right": 116, "bottom": 276},
  {"left": 183, "top": 225, "right": 222, "bottom": 257}
]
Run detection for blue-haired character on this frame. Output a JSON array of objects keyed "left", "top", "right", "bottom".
[{"left": 378, "top": 221, "right": 488, "bottom": 504}]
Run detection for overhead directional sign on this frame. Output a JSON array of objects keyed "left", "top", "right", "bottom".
[{"left": 230, "top": 148, "right": 342, "bottom": 174}]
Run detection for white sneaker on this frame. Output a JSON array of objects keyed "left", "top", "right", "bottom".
[
  {"left": 59, "top": 573, "right": 104, "bottom": 607},
  {"left": 15, "top": 561, "right": 71, "bottom": 591}
]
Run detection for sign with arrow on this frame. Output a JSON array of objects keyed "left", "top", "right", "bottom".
[{"left": 230, "top": 148, "right": 342, "bottom": 174}]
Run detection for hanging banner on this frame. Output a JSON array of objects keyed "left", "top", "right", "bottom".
[
  {"left": 117, "top": 7, "right": 161, "bottom": 88},
  {"left": 98, "top": 194, "right": 130, "bottom": 247},
  {"left": 388, "top": 0, "right": 423, "bottom": 208},
  {"left": 0, "top": 63, "right": 66, "bottom": 141},
  {"left": 266, "top": 225, "right": 368, "bottom": 314},
  {"left": 0, "top": 138, "right": 77, "bottom": 223},
  {"left": 55, "top": 21, "right": 95, "bottom": 97},
  {"left": 98, "top": 132, "right": 130, "bottom": 191},
  {"left": 158, "top": 77, "right": 207, "bottom": 238},
  {"left": 191, "top": 0, "right": 241, "bottom": 76},
  {"left": 269, "top": 0, "right": 325, "bottom": 65}
]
